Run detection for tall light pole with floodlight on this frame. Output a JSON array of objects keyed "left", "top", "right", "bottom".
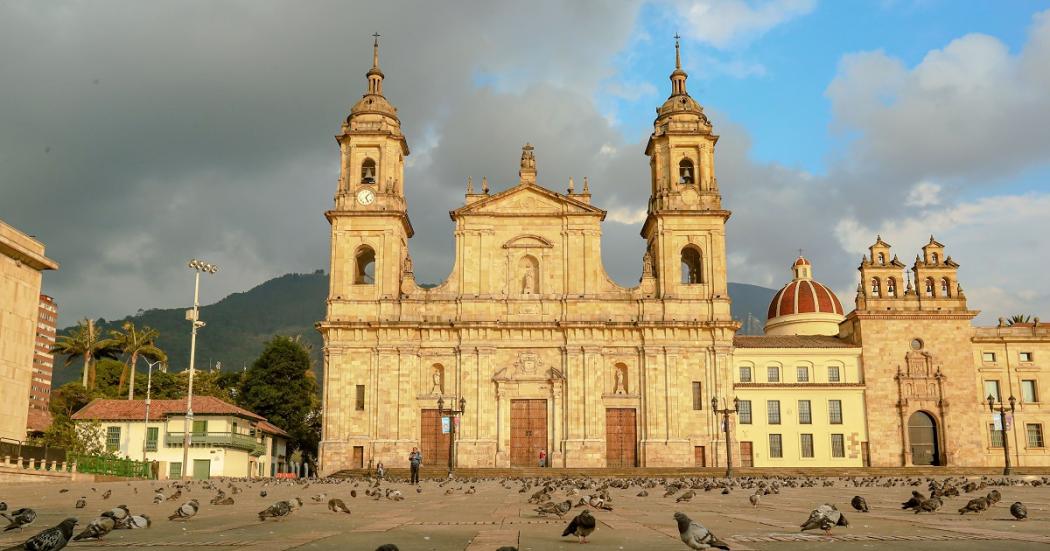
[{"left": 182, "top": 259, "right": 217, "bottom": 480}]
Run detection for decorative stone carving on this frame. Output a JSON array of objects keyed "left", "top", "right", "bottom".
[
  {"left": 642, "top": 249, "right": 654, "bottom": 278},
  {"left": 430, "top": 365, "right": 443, "bottom": 395},
  {"left": 614, "top": 366, "right": 627, "bottom": 395}
]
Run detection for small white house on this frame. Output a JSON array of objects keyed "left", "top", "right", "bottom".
[{"left": 72, "top": 396, "right": 290, "bottom": 479}]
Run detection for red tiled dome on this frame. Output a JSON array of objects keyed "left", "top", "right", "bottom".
[
  {"left": 767, "top": 279, "right": 843, "bottom": 319},
  {"left": 793, "top": 256, "right": 811, "bottom": 267}
]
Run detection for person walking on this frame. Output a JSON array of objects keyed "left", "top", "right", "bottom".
[
  {"left": 376, "top": 462, "right": 385, "bottom": 480},
  {"left": 408, "top": 447, "right": 422, "bottom": 484}
]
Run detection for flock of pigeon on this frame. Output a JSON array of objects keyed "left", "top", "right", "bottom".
[{"left": 0, "top": 473, "right": 1043, "bottom": 550}]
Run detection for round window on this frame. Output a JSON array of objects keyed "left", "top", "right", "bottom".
[{"left": 911, "top": 338, "right": 923, "bottom": 350}]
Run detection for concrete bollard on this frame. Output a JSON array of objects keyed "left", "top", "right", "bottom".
[{"left": 61, "top": 461, "right": 68, "bottom": 472}]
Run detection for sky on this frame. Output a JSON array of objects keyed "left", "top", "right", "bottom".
[{"left": 2, "top": 0, "right": 1049, "bottom": 327}]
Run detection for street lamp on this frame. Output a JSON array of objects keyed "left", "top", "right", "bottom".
[
  {"left": 711, "top": 395, "right": 740, "bottom": 479},
  {"left": 987, "top": 394, "right": 1016, "bottom": 476},
  {"left": 436, "top": 396, "right": 466, "bottom": 476},
  {"left": 141, "top": 358, "right": 164, "bottom": 461},
  {"left": 182, "top": 259, "right": 217, "bottom": 480}
]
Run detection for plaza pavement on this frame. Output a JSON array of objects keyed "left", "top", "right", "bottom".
[{"left": 1, "top": 475, "right": 1048, "bottom": 550}]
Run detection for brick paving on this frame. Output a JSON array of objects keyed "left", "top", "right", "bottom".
[{"left": 0, "top": 476, "right": 1047, "bottom": 550}]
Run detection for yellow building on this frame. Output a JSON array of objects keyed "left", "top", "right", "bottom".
[
  {"left": 0, "top": 218, "right": 58, "bottom": 442},
  {"left": 318, "top": 37, "right": 1049, "bottom": 473},
  {"left": 72, "top": 397, "right": 290, "bottom": 479}
]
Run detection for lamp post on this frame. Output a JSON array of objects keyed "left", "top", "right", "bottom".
[
  {"left": 182, "top": 259, "right": 217, "bottom": 480},
  {"left": 436, "top": 396, "right": 466, "bottom": 477},
  {"left": 142, "top": 358, "right": 164, "bottom": 461},
  {"left": 711, "top": 396, "right": 740, "bottom": 479},
  {"left": 987, "top": 394, "right": 1016, "bottom": 476}
]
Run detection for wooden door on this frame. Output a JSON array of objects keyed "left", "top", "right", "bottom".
[
  {"left": 192, "top": 459, "right": 210, "bottom": 480},
  {"left": 605, "top": 408, "right": 637, "bottom": 468},
  {"left": 694, "top": 446, "right": 706, "bottom": 467},
  {"left": 510, "top": 399, "right": 547, "bottom": 467},
  {"left": 420, "top": 409, "right": 450, "bottom": 468},
  {"left": 908, "top": 411, "right": 939, "bottom": 466},
  {"left": 739, "top": 441, "right": 753, "bottom": 467},
  {"left": 352, "top": 446, "right": 364, "bottom": 469}
]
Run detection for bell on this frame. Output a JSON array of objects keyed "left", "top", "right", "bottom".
[{"left": 679, "top": 167, "right": 692, "bottom": 184}]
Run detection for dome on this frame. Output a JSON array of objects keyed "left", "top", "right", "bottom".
[
  {"left": 764, "top": 256, "right": 844, "bottom": 337},
  {"left": 350, "top": 94, "right": 398, "bottom": 120}
]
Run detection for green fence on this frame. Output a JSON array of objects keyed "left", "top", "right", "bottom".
[{"left": 71, "top": 454, "right": 155, "bottom": 479}]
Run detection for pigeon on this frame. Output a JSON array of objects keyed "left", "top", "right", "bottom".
[
  {"left": 328, "top": 498, "right": 351, "bottom": 514},
  {"left": 496, "top": 548, "right": 518, "bottom": 551},
  {"left": 0, "top": 502, "right": 5, "bottom": 512},
  {"left": 214, "top": 496, "right": 234, "bottom": 505},
  {"left": 168, "top": 499, "right": 199, "bottom": 521},
  {"left": 153, "top": 492, "right": 164, "bottom": 504},
  {"left": 850, "top": 496, "right": 868, "bottom": 512},
  {"left": 258, "top": 500, "right": 294, "bottom": 521},
  {"left": 677, "top": 490, "right": 696, "bottom": 503},
  {"left": 350, "top": 490, "right": 358, "bottom": 498},
  {"left": 914, "top": 497, "right": 942, "bottom": 514},
  {"left": 636, "top": 490, "right": 648, "bottom": 497},
  {"left": 101, "top": 490, "right": 112, "bottom": 500},
  {"left": 987, "top": 489, "right": 1002, "bottom": 505},
  {"left": 102, "top": 505, "right": 130, "bottom": 522},
  {"left": 21, "top": 517, "right": 78, "bottom": 551},
  {"left": 3, "top": 508, "right": 37, "bottom": 532},
  {"left": 749, "top": 493, "right": 760, "bottom": 508},
  {"left": 901, "top": 491, "right": 925, "bottom": 510},
  {"left": 959, "top": 496, "right": 990, "bottom": 515},
  {"left": 674, "top": 512, "right": 729, "bottom": 550},
  {"left": 72, "top": 516, "right": 115, "bottom": 541},
  {"left": 1010, "top": 502, "right": 1027, "bottom": 520},
  {"left": 259, "top": 490, "right": 268, "bottom": 498},
  {"left": 375, "top": 545, "right": 399, "bottom": 551},
  {"left": 125, "top": 512, "right": 151, "bottom": 528},
  {"left": 74, "top": 498, "right": 86, "bottom": 509},
  {"left": 561, "top": 510, "right": 596, "bottom": 544},
  {"left": 801, "top": 504, "right": 848, "bottom": 536}
]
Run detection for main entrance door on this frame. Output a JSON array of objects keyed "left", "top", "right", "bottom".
[
  {"left": 420, "top": 409, "right": 450, "bottom": 468},
  {"left": 908, "top": 411, "right": 939, "bottom": 466},
  {"left": 605, "top": 408, "right": 637, "bottom": 468},
  {"left": 510, "top": 399, "right": 547, "bottom": 467}
]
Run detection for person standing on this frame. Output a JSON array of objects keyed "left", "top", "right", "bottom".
[
  {"left": 408, "top": 447, "right": 422, "bottom": 484},
  {"left": 539, "top": 449, "right": 547, "bottom": 468}
]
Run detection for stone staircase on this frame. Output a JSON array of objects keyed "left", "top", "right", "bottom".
[{"left": 328, "top": 465, "right": 1050, "bottom": 479}]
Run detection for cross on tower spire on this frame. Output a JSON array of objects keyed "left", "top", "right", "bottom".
[{"left": 366, "top": 32, "right": 385, "bottom": 95}]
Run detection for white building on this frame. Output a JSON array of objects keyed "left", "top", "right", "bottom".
[{"left": 72, "top": 396, "right": 290, "bottom": 479}]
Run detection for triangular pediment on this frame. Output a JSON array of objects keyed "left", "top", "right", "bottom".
[{"left": 451, "top": 184, "right": 606, "bottom": 219}]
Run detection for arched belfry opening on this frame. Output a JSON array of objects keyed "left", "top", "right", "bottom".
[
  {"left": 354, "top": 246, "right": 375, "bottom": 285},
  {"left": 678, "top": 158, "right": 695, "bottom": 185},
  {"left": 361, "top": 158, "right": 376, "bottom": 184},
  {"left": 681, "top": 246, "right": 703, "bottom": 284}
]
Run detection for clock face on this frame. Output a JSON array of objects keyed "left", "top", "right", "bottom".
[{"left": 356, "top": 189, "right": 376, "bottom": 205}]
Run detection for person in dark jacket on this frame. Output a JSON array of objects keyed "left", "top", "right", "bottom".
[{"left": 408, "top": 448, "right": 422, "bottom": 484}]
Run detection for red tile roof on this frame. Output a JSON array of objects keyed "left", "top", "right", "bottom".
[
  {"left": 72, "top": 395, "right": 264, "bottom": 422},
  {"left": 733, "top": 335, "right": 858, "bottom": 349},
  {"left": 256, "top": 420, "right": 290, "bottom": 438}
]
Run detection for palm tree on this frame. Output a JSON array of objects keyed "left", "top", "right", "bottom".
[
  {"left": 1007, "top": 314, "right": 1033, "bottom": 326},
  {"left": 52, "top": 318, "right": 119, "bottom": 390},
  {"left": 109, "top": 321, "right": 166, "bottom": 400}
]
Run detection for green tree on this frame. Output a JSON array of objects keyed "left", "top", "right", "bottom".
[
  {"left": 108, "top": 321, "right": 167, "bottom": 400},
  {"left": 43, "top": 382, "right": 112, "bottom": 457},
  {"left": 52, "top": 318, "right": 119, "bottom": 390},
  {"left": 238, "top": 336, "right": 321, "bottom": 458}
]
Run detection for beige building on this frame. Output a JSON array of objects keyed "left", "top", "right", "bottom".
[
  {"left": 0, "top": 219, "right": 58, "bottom": 442},
  {"left": 72, "top": 396, "right": 290, "bottom": 479},
  {"left": 318, "top": 38, "right": 1049, "bottom": 473}
]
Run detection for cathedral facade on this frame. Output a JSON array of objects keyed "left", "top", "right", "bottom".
[{"left": 318, "top": 39, "right": 1050, "bottom": 474}]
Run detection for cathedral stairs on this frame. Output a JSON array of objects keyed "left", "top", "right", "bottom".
[{"left": 327, "top": 466, "right": 1050, "bottom": 480}]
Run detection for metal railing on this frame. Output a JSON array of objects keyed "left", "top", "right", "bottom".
[
  {"left": 164, "top": 432, "right": 265, "bottom": 455},
  {"left": 71, "top": 455, "right": 153, "bottom": 479},
  {"left": 0, "top": 438, "right": 66, "bottom": 463}
]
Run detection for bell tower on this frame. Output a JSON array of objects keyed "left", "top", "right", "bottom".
[
  {"left": 641, "top": 36, "right": 731, "bottom": 318},
  {"left": 327, "top": 35, "right": 413, "bottom": 306}
]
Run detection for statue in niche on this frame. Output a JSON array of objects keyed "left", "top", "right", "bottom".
[
  {"left": 614, "top": 367, "right": 627, "bottom": 395},
  {"left": 522, "top": 263, "right": 536, "bottom": 294},
  {"left": 642, "top": 250, "right": 654, "bottom": 277},
  {"left": 430, "top": 367, "right": 443, "bottom": 395}
]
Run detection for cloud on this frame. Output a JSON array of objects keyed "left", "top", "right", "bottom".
[
  {"left": 905, "top": 181, "right": 942, "bottom": 207},
  {"left": 672, "top": 0, "right": 817, "bottom": 49}
]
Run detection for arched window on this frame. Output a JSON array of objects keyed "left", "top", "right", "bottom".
[
  {"left": 931, "top": 252, "right": 939, "bottom": 264},
  {"left": 361, "top": 158, "right": 376, "bottom": 184},
  {"left": 887, "top": 277, "right": 897, "bottom": 297},
  {"left": 354, "top": 246, "right": 375, "bottom": 284},
  {"left": 871, "top": 278, "right": 881, "bottom": 297},
  {"left": 681, "top": 246, "right": 703, "bottom": 284},
  {"left": 877, "top": 252, "right": 886, "bottom": 265},
  {"left": 941, "top": 278, "right": 951, "bottom": 297},
  {"left": 924, "top": 277, "right": 935, "bottom": 297},
  {"left": 678, "top": 159, "right": 695, "bottom": 185}
]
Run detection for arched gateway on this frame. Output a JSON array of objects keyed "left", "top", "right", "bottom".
[{"left": 908, "top": 411, "right": 940, "bottom": 466}]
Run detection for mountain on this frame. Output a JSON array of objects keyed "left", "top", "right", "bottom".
[{"left": 54, "top": 273, "right": 776, "bottom": 386}]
